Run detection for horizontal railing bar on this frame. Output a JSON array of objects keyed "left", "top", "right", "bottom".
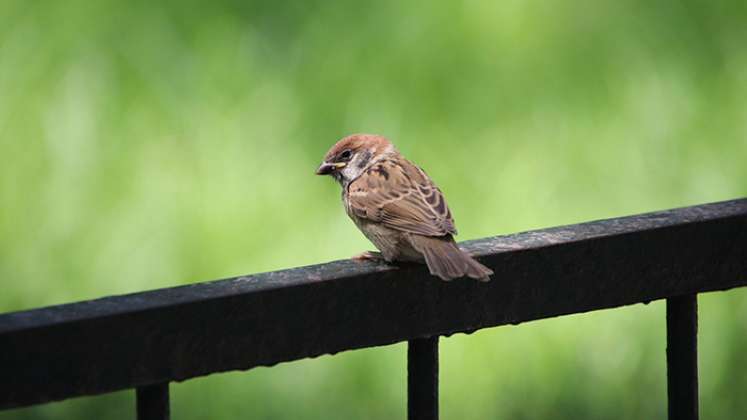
[{"left": 0, "top": 198, "right": 745, "bottom": 410}]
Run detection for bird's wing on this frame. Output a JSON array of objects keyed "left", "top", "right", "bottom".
[{"left": 346, "top": 158, "right": 457, "bottom": 237}]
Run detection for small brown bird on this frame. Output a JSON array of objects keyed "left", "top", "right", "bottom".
[{"left": 316, "top": 134, "right": 493, "bottom": 281}]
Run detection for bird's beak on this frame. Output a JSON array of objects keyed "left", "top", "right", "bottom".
[{"left": 316, "top": 162, "right": 346, "bottom": 175}]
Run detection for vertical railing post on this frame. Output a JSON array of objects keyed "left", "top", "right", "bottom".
[
  {"left": 136, "top": 383, "right": 170, "bottom": 420},
  {"left": 408, "top": 336, "right": 439, "bottom": 420},
  {"left": 666, "top": 295, "right": 699, "bottom": 420}
]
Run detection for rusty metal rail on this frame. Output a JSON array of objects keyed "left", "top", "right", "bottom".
[{"left": 1, "top": 199, "right": 746, "bottom": 419}]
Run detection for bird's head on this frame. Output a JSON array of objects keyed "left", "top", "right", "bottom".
[{"left": 316, "top": 134, "right": 396, "bottom": 184}]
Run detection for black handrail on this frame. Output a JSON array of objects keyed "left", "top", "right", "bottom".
[{"left": 1, "top": 199, "right": 746, "bottom": 420}]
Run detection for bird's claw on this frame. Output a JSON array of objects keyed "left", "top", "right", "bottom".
[{"left": 351, "top": 251, "right": 384, "bottom": 261}]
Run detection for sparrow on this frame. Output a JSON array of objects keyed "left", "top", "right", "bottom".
[{"left": 316, "top": 134, "right": 493, "bottom": 281}]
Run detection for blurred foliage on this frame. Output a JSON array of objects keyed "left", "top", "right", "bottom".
[{"left": 1, "top": 0, "right": 746, "bottom": 419}]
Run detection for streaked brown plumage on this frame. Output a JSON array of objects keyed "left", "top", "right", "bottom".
[{"left": 316, "top": 134, "right": 493, "bottom": 281}]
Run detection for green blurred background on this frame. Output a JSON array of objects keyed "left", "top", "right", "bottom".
[{"left": 1, "top": 0, "right": 746, "bottom": 418}]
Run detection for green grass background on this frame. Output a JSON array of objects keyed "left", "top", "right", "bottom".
[{"left": 1, "top": 0, "right": 746, "bottom": 418}]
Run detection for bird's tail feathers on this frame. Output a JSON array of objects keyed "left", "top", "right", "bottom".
[{"left": 410, "top": 235, "right": 493, "bottom": 281}]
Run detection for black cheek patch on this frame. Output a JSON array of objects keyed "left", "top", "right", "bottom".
[{"left": 357, "top": 151, "right": 372, "bottom": 169}]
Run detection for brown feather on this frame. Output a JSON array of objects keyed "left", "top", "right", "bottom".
[
  {"left": 408, "top": 235, "right": 493, "bottom": 281},
  {"left": 346, "top": 158, "right": 457, "bottom": 237},
  {"left": 323, "top": 134, "right": 392, "bottom": 163}
]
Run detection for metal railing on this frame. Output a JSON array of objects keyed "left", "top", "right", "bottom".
[{"left": 1, "top": 199, "right": 746, "bottom": 420}]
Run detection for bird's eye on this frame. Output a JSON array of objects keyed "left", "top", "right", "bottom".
[{"left": 339, "top": 150, "right": 352, "bottom": 160}]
